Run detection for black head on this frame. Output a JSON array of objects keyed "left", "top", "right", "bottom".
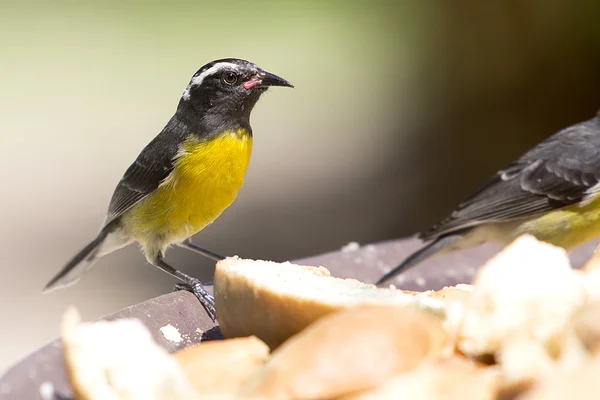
[{"left": 178, "top": 58, "right": 293, "bottom": 132}]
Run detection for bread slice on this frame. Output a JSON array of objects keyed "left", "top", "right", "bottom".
[
  {"left": 61, "top": 308, "right": 198, "bottom": 400},
  {"left": 241, "top": 305, "right": 448, "bottom": 399},
  {"left": 173, "top": 336, "right": 269, "bottom": 398},
  {"left": 343, "top": 356, "right": 497, "bottom": 400},
  {"left": 214, "top": 257, "right": 445, "bottom": 349}
]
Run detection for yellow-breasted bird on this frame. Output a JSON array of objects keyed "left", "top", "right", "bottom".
[
  {"left": 377, "top": 110, "right": 600, "bottom": 286},
  {"left": 44, "top": 58, "right": 293, "bottom": 319}
]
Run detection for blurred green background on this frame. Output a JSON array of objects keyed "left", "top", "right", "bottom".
[{"left": 1, "top": 0, "right": 600, "bottom": 370}]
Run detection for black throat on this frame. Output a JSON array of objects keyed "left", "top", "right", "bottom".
[{"left": 175, "top": 88, "right": 265, "bottom": 139}]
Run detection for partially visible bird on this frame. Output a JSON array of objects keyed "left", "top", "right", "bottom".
[
  {"left": 44, "top": 58, "right": 293, "bottom": 319},
  {"left": 377, "top": 110, "right": 600, "bottom": 286}
]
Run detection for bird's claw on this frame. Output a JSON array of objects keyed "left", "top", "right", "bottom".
[{"left": 173, "top": 280, "right": 217, "bottom": 322}]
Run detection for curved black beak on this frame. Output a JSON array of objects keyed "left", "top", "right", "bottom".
[
  {"left": 259, "top": 70, "right": 294, "bottom": 88},
  {"left": 244, "top": 70, "right": 294, "bottom": 90}
]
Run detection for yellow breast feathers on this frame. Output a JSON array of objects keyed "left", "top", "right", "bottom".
[{"left": 124, "top": 129, "right": 253, "bottom": 243}]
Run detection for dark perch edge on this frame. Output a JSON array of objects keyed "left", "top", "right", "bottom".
[{"left": 1, "top": 236, "right": 597, "bottom": 399}]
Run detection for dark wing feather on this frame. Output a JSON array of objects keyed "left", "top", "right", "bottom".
[
  {"left": 102, "top": 115, "right": 189, "bottom": 229},
  {"left": 421, "top": 115, "right": 600, "bottom": 241}
]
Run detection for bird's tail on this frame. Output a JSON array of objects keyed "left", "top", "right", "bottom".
[
  {"left": 376, "top": 234, "right": 462, "bottom": 286},
  {"left": 43, "top": 230, "right": 110, "bottom": 292}
]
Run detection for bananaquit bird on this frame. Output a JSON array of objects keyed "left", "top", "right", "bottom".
[
  {"left": 44, "top": 58, "right": 293, "bottom": 319},
  {"left": 377, "top": 110, "right": 600, "bottom": 286}
]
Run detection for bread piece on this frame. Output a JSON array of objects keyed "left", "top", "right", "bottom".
[
  {"left": 420, "top": 284, "right": 473, "bottom": 340},
  {"left": 343, "top": 357, "right": 497, "bottom": 400},
  {"left": 240, "top": 305, "right": 448, "bottom": 400},
  {"left": 61, "top": 308, "right": 198, "bottom": 400},
  {"left": 499, "top": 322, "right": 587, "bottom": 392},
  {"left": 423, "top": 284, "right": 473, "bottom": 305},
  {"left": 497, "top": 338, "right": 554, "bottom": 388},
  {"left": 570, "top": 301, "right": 600, "bottom": 354},
  {"left": 173, "top": 336, "right": 269, "bottom": 398},
  {"left": 519, "top": 355, "right": 600, "bottom": 400},
  {"left": 458, "top": 235, "right": 585, "bottom": 357},
  {"left": 214, "top": 257, "right": 444, "bottom": 349}
]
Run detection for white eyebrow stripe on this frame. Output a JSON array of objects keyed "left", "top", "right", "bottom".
[{"left": 182, "top": 62, "right": 239, "bottom": 100}]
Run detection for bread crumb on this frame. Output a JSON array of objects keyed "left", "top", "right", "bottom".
[
  {"left": 455, "top": 284, "right": 474, "bottom": 292},
  {"left": 341, "top": 242, "right": 360, "bottom": 252},
  {"left": 160, "top": 324, "right": 182, "bottom": 343},
  {"left": 38, "top": 382, "right": 54, "bottom": 400}
]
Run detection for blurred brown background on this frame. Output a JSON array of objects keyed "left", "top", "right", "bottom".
[{"left": 1, "top": 0, "right": 599, "bottom": 371}]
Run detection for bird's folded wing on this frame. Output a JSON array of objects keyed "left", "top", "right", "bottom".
[
  {"left": 421, "top": 120, "right": 600, "bottom": 240},
  {"left": 102, "top": 118, "right": 188, "bottom": 229}
]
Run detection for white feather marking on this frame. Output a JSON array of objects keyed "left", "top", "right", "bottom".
[
  {"left": 96, "top": 228, "right": 134, "bottom": 258},
  {"left": 581, "top": 181, "right": 600, "bottom": 207},
  {"left": 182, "top": 62, "right": 240, "bottom": 100}
]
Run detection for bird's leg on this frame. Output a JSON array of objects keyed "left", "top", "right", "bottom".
[
  {"left": 177, "top": 238, "right": 226, "bottom": 261},
  {"left": 152, "top": 255, "right": 216, "bottom": 321}
]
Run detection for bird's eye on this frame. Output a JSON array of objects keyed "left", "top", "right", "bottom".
[{"left": 222, "top": 72, "right": 238, "bottom": 85}]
